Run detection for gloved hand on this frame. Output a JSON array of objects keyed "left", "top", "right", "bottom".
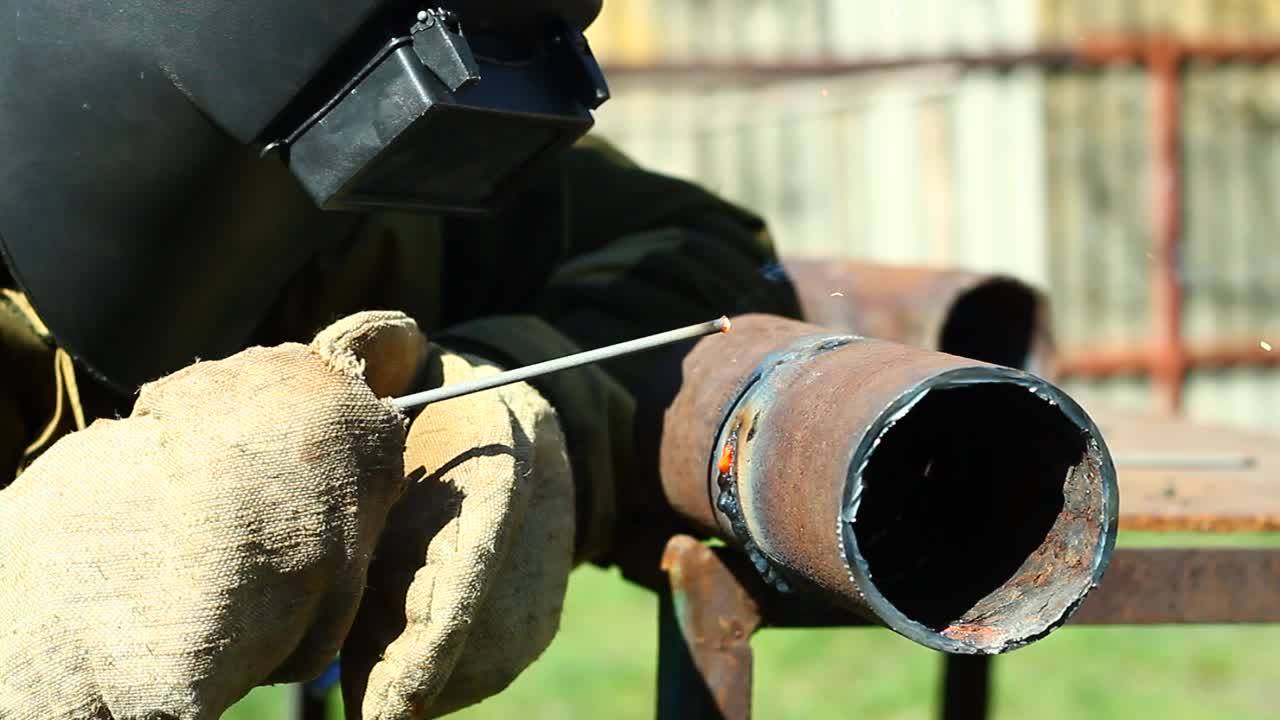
[
  {"left": 0, "top": 311, "right": 425, "bottom": 720},
  {"left": 340, "top": 347, "right": 576, "bottom": 719}
]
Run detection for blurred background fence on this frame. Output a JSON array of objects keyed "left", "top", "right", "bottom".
[{"left": 584, "top": 0, "right": 1280, "bottom": 433}]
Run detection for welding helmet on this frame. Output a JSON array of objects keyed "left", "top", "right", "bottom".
[{"left": 0, "top": 1, "right": 609, "bottom": 391}]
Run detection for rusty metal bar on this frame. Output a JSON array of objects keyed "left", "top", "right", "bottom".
[
  {"left": 657, "top": 536, "right": 761, "bottom": 720},
  {"left": 748, "top": 547, "right": 1280, "bottom": 627},
  {"left": 1069, "top": 549, "right": 1280, "bottom": 625},
  {"left": 603, "top": 40, "right": 1280, "bottom": 84},
  {"left": 603, "top": 48, "right": 1079, "bottom": 82},
  {"left": 1152, "top": 46, "right": 1187, "bottom": 413},
  {"left": 1081, "top": 37, "right": 1280, "bottom": 64},
  {"left": 784, "top": 258, "right": 1057, "bottom": 376},
  {"left": 657, "top": 314, "right": 1118, "bottom": 654},
  {"left": 1058, "top": 340, "right": 1280, "bottom": 378}
]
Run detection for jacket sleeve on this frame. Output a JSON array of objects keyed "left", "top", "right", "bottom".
[{"left": 436, "top": 136, "right": 803, "bottom": 561}]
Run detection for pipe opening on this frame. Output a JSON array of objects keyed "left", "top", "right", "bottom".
[
  {"left": 939, "top": 279, "right": 1038, "bottom": 370},
  {"left": 852, "top": 380, "right": 1101, "bottom": 650}
]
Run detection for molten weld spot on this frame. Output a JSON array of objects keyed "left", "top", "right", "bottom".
[
  {"left": 721, "top": 317, "right": 732, "bottom": 333},
  {"left": 718, "top": 443, "right": 735, "bottom": 475}
]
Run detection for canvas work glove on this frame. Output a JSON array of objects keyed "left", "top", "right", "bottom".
[
  {"left": 0, "top": 311, "right": 424, "bottom": 720},
  {"left": 340, "top": 347, "right": 576, "bottom": 720}
]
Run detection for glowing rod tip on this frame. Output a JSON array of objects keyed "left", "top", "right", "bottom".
[{"left": 719, "top": 316, "right": 732, "bottom": 333}]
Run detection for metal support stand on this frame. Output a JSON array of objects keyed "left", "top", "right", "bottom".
[
  {"left": 657, "top": 536, "right": 763, "bottom": 720},
  {"left": 652, "top": 532, "right": 1280, "bottom": 720},
  {"left": 941, "top": 655, "right": 992, "bottom": 720},
  {"left": 297, "top": 686, "right": 329, "bottom": 720},
  {"left": 294, "top": 659, "right": 341, "bottom": 720},
  {"left": 654, "top": 534, "right": 993, "bottom": 720}
]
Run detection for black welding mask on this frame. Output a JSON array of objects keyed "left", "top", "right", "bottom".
[{"left": 0, "top": 0, "right": 608, "bottom": 391}]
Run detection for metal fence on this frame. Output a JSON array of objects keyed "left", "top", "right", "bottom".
[
  {"left": 589, "top": 0, "right": 1280, "bottom": 64},
  {"left": 585, "top": 1, "right": 1280, "bottom": 433},
  {"left": 597, "top": 67, "right": 1049, "bottom": 282}
]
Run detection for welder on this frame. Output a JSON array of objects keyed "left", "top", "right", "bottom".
[{"left": 0, "top": 1, "right": 800, "bottom": 718}]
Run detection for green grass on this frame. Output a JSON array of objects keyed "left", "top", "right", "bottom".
[{"left": 227, "top": 532, "right": 1280, "bottom": 719}]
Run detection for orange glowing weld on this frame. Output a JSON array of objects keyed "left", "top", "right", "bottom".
[
  {"left": 717, "top": 443, "right": 735, "bottom": 475},
  {"left": 721, "top": 317, "right": 732, "bottom": 333}
]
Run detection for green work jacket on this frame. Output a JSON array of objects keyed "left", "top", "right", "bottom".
[{"left": 0, "top": 136, "right": 802, "bottom": 560}]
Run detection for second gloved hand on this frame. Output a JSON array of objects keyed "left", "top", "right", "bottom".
[{"left": 341, "top": 347, "right": 575, "bottom": 719}]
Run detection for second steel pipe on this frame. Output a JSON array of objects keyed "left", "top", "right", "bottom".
[
  {"left": 784, "top": 258, "right": 1058, "bottom": 377},
  {"left": 659, "top": 314, "right": 1117, "bottom": 654}
]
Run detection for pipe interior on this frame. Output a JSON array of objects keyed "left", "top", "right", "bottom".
[
  {"left": 938, "top": 280, "right": 1038, "bottom": 369},
  {"left": 852, "top": 382, "right": 1087, "bottom": 633}
]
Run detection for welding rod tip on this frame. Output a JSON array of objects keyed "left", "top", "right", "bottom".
[{"left": 392, "top": 315, "right": 731, "bottom": 411}]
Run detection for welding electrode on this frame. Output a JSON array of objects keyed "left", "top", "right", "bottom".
[{"left": 391, "top": 316, "right": 732, "bottom": 411}]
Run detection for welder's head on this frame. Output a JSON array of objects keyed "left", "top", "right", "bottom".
[{"left": 0, "top": 0, "right": 610, "bottom": 391}]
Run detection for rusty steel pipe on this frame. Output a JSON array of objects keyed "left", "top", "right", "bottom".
[
  {"left": 659, "top": 314, "right": 1117, "bottom": 654},
  {"left": 784, "top": 258, "right": 1057, "bottom": 377}
]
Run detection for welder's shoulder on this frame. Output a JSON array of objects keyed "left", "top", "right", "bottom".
[
  {"left": 561, "top": 134, "right": 767, "bottom": 241},
  {"left": 566, "top": 134, "right": 638, "bottom": 169}
]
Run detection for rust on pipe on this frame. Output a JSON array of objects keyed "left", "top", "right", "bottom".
[
  {"left": 659, "top": 314, "right": 1118, "bottom": 654},
  {"left": 783, "top": 258, "right": 1057, "bottom": 376}
]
